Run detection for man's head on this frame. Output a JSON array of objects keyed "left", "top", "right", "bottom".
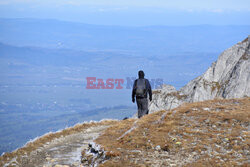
[{"left": 138, "top": 70, "right": 145, "bottom": 79}]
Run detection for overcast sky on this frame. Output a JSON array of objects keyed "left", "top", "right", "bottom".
[{"left": 0, "top": 0, "right": 250, "bottom": 26}]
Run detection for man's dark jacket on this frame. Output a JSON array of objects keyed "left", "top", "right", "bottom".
[{"left": 132, "top": 75, "right": 152, "bottom": 100}]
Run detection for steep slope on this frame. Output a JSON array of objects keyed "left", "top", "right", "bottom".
[
  {"left": 2, "top": 98, "right": 249, "bottom": 167},
  {"left": 91, "top": 97, "right": 250, "bottom": 166},
  {"left": 149, "top": 36, "right": 250, "bottom": 112}
]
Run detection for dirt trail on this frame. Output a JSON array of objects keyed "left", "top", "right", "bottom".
[{"left": 3, "top": 124, "right": 111, "bottom": 167}]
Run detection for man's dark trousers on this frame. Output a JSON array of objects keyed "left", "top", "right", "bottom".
[{"left": 136, "top": 97, "right": 149, "bottom": 118}]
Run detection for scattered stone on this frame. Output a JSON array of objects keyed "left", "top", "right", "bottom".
[
  {"left": 162, "top": 145, "right": 170, "bottom": 152},
  {"left": 81, "top": 142, "right": 107, "bottom": 166},
  {"left": 203, "top": 108, "right": 210, "bottom": 111},
  {"left": 45, "top": 157, "right": 51, "bottom": 161},
  {"left": 171, "top": 138, "right": 177, "bottom": 142},
  {"left": 54, "top": 165, "right": 70, "bottom": 167},
  {"left": 155, "top": 145, "right": 161, "bottom": 151},
  {"left": 130, "top": 150, "right": 141, "bottom": 153}
]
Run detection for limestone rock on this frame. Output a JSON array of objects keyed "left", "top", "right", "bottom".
[{"left": 149, "top": 36, "right": 250, "bottom": 113}]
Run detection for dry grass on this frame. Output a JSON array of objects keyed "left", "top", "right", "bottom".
[
  {"left": 167, "top": 91, "right": 188, "bottom": 100},
  {"left": 242, "top": 37, "right": 249, "bottom": 43},
  {"left": 0, "top": 120, "right": 116, "bottom": 166},
  {"left": 211, "top": 82, "right": 221, "bottom": 93},
  {"left": 95, "top": 97, "right": 250, "bottom": 166},
  {"left": 2, "top": 98, "right": 249, "bottom": 167}
]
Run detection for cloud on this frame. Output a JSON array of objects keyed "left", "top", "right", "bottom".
[
  {"left": 64, "top": 1, "right": 81, "bottom": 6},
  {"left": 97, "top": 7, "right": 127, "bottom": 12},
  {"left": 0, "top": 0, "right": 33, "bottom": 3},
  {"left": 210, "top": 9, "right": 224, "bottom": 13},
  {"left": 0, "top": 1, "right": 9, "bottom": 5},
  {"left": 0, "top": 0, "right": 249, "bottom": 12}
]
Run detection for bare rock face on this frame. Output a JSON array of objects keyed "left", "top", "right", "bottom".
[
  {"left": 149, "top": 36, "right": 250, "bottom": 113},
  {"left": 149, "top": 85, "right": 185, "bottom": 112}
]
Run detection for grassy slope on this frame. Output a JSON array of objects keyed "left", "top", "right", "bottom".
[
  {"left": 95, "top": 98, "right": 250, "bottom": 166},
  {"left": 1, "top": 98, "right": 249, "bottom": 166}
]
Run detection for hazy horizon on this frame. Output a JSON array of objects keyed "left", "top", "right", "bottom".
[
  {"left": 2, "top": 17, "right": 250, "bottom": 27},
  {"left": 0, "top": 0, "right": 250, "bottom": 26}
]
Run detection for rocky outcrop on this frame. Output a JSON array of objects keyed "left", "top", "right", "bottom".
[
  {"left": 149, "top": 85, "right": 185, "bottom": 112},
  {"left": 149, "top": 36, "right": 250, "bottom": 113}
]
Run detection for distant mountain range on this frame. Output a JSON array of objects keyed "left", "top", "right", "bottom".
[{"left": 0, "top": 18, "right": 250, "bottom": 54}]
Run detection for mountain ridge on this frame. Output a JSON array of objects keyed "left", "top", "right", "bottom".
[
  {"left": 149, "top": 36, "right": 250, "bottom": 112},
  {"left": 1, "top": 18, "right": 250, "bottom": 53}
]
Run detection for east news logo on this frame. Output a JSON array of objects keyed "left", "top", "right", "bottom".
[{"left": 86, "top": 77, "right": 163, "bottom": 89}]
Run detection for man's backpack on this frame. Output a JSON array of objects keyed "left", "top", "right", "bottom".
[{"left": 135, "top": 79, "right": 146, "bottom": 97}]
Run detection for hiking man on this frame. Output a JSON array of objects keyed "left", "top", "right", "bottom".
[{"left": 132, "top": 70, "right": 152, "bottom": 118}]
